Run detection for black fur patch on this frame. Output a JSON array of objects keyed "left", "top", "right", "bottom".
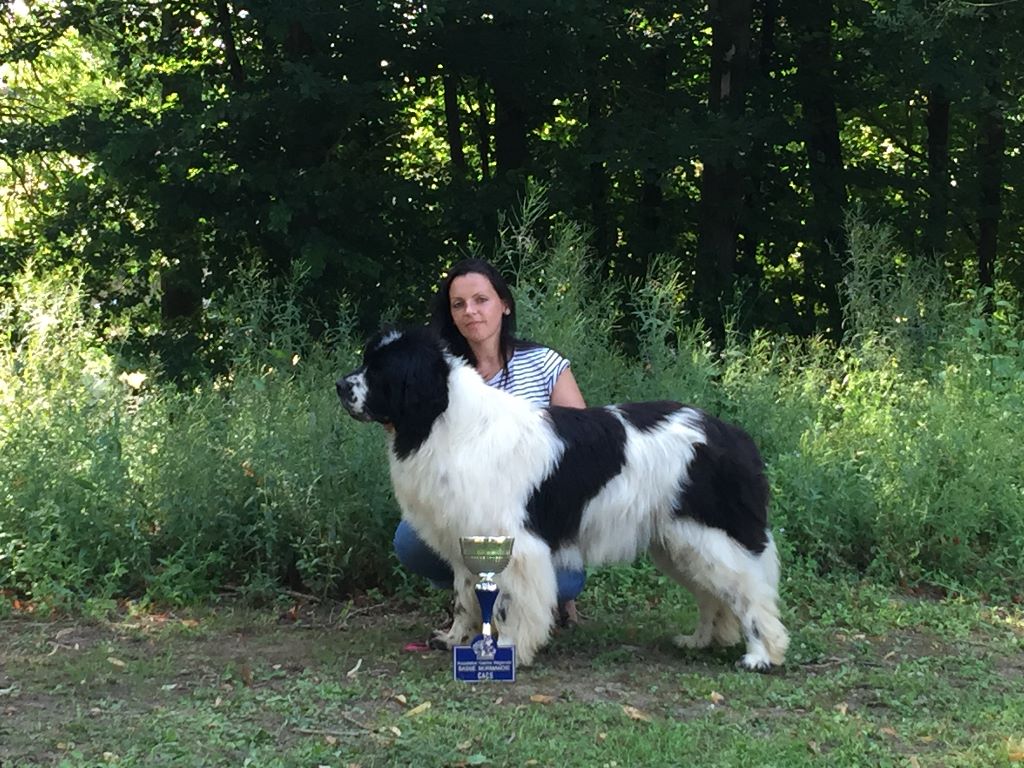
[
  {"left": 361, "top": 328, "right": 450, "bottom": 459},
  {"left": 525, "top": 406, "right": 628, "bottom": 550},
  {"left": 672, "top": 413, "right": 770, "bottom": 554},
  {"left": 616, "top": 400, "right": 683, "bottom": 432}
]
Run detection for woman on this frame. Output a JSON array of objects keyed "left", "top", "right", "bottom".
[{"left": 393, "top": 257, "right": 588, "bottom": 630}]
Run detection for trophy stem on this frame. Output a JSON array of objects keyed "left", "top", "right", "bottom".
[{"left": 476, "top": 580, "right": 499, "bottom": 636}]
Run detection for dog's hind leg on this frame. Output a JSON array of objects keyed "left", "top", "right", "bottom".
[
  {"left": 650, "top": 545, "right": 724, "bottom": 650},
  {"left": 657, "top": 524, "right": 789, "bottom": 671},
  {"left": 730, "top": 536, "right": 789, "bottom": 670},
  {"left": 493, "top": 534, "right": 557, "bottom": 666},
  {"left": 651, "top": 544, "right": 742, "bottom": 650},
  {"left": 723, "top": 581, "right": 789, "bottom": 672},
  {"left": 709, "top": 542, "right": 789, "bottom": 671}
]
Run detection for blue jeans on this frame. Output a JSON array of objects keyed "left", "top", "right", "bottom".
[{"left": 393, "top": 519, "right": 586, "bottom": 603}]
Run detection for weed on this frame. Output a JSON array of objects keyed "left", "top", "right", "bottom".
[{"left": 2, "top": 205, "right": 1023, "bottom": 607}]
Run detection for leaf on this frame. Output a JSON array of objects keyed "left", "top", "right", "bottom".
[
  {"left": 622, "top": 705, "right": 652, "bottom": 722},
  {"left": 529, "top": 694, "right": 554, "bottom": 704},
  {"left": 107, "top": 657, "right": 126, "bottom": 668},
  {"left": 1009, "top": 736, "right": 1024, "bottom": 762},
  {"left": 346, "top": 658, "right": 363, "bottom": 678},
  {"left": 404, "top": 701, "right": 431, "bottom": 717},
  {"left": 709, "top": 691, "right": 726, "bottom": 705},
  {"left": 467, "top": 755, "right": 489, "bottom": 766}
]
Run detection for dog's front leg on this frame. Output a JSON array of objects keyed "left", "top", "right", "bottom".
[
  {"left": 428, "top": 567, "right": 481, "bottom": 650},
  {"left": 492, "top": 535, "right": 557, "bottom": 666}
]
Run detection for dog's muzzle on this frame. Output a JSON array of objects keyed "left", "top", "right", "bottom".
[{"left": 336, "top": 370, "right": 373, "bottom": 422}]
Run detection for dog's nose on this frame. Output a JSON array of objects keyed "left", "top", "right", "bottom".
[{"left": 336, "top": 379, "right": 351, "bottom": 401}]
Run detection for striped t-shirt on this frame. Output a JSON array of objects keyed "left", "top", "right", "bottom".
[{"left": 484, "top": 345, "right": 570, "bottom": 406}]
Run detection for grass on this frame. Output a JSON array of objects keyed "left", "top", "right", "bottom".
[{"left": 2, "top": 578, "right": 1022, "bottom": 767}]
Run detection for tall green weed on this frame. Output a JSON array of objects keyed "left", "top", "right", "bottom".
[
  {"left": 2, "top": 207, "right": 1023, "bottom": 607},
  {"left": 0, "top": 264, "right": 395, "bottom": 607}
]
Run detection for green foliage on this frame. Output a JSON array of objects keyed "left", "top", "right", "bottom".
[
  {"left": 496, "top": 185, "right": 630, "bottom": 406},
  {"left": 4, "top": 0, "right": 1022, "bottom": 357},
  {"left": 842, "top": 207, "right": 949, "bottom": 354},
  {"left": 2, "top": 205, "right": 1023, "bottom": 606},
  {"left": 0, "top": 262, "right": 397, "bottom": 607}
]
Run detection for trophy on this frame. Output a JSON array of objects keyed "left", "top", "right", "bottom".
[{"left": 453, "top": 536, "right": 516, "bottom": 682}]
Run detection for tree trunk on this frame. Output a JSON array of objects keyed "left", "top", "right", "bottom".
[
  {"left": 586, "top": 88, "right": 613, "bottom": 269},
  {"left": 695, "top": 0, "right": 753, "bottom": 342},
  {"left": 159, "top": 5, "right": 203, "bottom": 324},
  {"left": 493, "top": 81, "right": 529, "bottom": 177},
  {"left": 474, "top": 81, "right": 491, "bottom": 181},
  {"left": 924, "top": 83, "right": 951, "bottom": 266},
  {"left": 442, "top": 71, "right": 467, "bottom": 177},
  {"left": 735, "top": 0, "right": 778, "bottom": 327},
  {"left": 215, "top": 0, "right": 246, "bottom": 87},
  {"left": 632, "top": 47, "right": 669, "bottom": 282},
  {"left": 791, "top": 0, "right": 846, "bottom": 338},
  {"left": 976, "top": 70, "right": 1004, "bottom": 311}
]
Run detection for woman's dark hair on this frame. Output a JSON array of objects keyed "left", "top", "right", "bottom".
[{"left": 430, "top": 258, "right": 529, "bottom": 376}]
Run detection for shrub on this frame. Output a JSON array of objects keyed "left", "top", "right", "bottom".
[{"left": 2, "top": 209, "right": 1022, "bottom": 607}]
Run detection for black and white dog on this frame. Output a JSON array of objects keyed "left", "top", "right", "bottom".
[{"left": 336, "top": 327, "right": 789, "bottom": 670}]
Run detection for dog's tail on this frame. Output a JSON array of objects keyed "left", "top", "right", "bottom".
[{"left": 753, "top": 534, "right": 789, "bottom": 665}]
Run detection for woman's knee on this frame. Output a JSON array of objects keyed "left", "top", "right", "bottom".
[
  {"left": 393, "top": 520, "right": 454, "bottom": 588},
  {"left": 555, "top": 569, "right": 586, "bottom": 603}
]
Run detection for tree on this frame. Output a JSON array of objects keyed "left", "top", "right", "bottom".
[
  {"left": 695, "top": 0, "right": 754, "bottom": 341},
  {"left": 789, "top": 0, "right": 846, "bottom": 337}
]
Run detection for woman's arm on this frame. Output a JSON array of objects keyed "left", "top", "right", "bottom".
[{"left": 551, "top": 368, "right": 586, "bottom": 409}]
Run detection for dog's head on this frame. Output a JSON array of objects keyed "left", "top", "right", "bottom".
[{"left": 336, "top": 327, "right": 451, "bottom": 457}]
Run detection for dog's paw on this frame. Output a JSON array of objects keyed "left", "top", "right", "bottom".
[
  {"left": 737, "top": 653, "right": 773, "bottom": 673},
  {"left": 512, "top": 646, "right": 534, "bottom": 667},
  {"left": 428, "top": 627, "right": 470, "bottom": 651},
  {"left": 427, "top": 631, "right": 451, "bottom": 651}
]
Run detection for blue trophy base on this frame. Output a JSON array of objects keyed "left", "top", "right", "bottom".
[{"left": 453, "top": 635, "right": 516, "bottom": 682}]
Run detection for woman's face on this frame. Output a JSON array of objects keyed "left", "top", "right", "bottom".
[{"left": 448, "top": 272, "right": 509, "bottom": 347}]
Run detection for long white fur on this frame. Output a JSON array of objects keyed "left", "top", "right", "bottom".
[{"left": 371, "top": 359, "right": 788, "bottom": 669}]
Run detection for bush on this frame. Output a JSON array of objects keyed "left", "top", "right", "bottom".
[
  {"left": 2, "top": 209, "right": 1022, "bottom": 607},
  {"left": 0, "top": 264, "right": 397, "bottom": 606}
]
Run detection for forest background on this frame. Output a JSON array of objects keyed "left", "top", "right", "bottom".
[{"left": 1, "top": 0, "right": 1022, "bottom": 609}]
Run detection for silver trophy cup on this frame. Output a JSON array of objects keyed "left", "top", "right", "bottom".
[{"left": 459, "top": 536, "right": 514, "bottom": 657}]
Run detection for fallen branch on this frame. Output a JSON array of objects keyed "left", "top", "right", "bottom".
[{"left": 293, "top": 726, "right": 363, "bottom": 739}]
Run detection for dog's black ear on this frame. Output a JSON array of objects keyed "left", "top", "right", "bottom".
[{"left": 372, "top": 327, "right": 450, "bottom": 458}]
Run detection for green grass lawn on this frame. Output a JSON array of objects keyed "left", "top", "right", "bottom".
[{"left": 1, "top": 579, "right": 1022, "bottom": 768}]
